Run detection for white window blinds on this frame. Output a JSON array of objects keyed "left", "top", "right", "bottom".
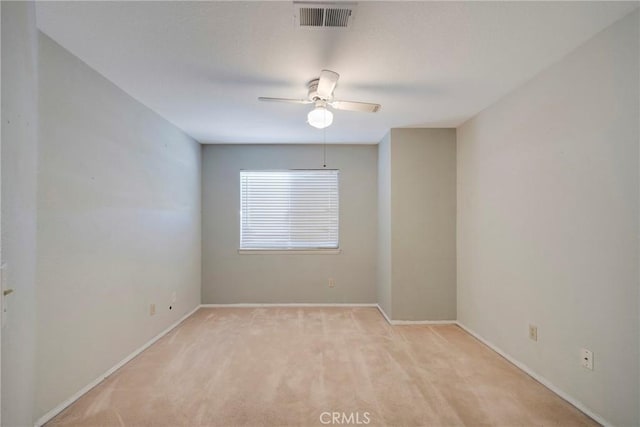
[{"left": 240, "top": 170, "right": 339, "bottom": 250}]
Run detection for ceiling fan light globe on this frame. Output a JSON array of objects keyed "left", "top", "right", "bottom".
[{"left": 307, "top": 107, "right": 333, "bottom": 129}]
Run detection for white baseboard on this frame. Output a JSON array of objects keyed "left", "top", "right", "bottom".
[
  {"left": 200, "top": 303, "right": 378, "bottom": 308},
  {"left": 375, "top": 304, "right": 457, "bottom": 325},
  {"left": 34, "top": 305, "right": 200, "bottom": 427},
  {"left": 455, "top": 321, "right": 610, "bottom": 427},
  {"left": 391, "top": 319, "right": 458, "bottom": 325},
  {"left": 376, "top": 304, "right": 393, "bottom": 324}
]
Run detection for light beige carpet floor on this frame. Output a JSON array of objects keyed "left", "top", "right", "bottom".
[{"left": 48, "top": 307, "right": 597, "bottom": 426}]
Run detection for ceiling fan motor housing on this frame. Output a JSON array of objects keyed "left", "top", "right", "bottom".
[{"left": 307, "top": 78, "right": 329, "bottom": 102}]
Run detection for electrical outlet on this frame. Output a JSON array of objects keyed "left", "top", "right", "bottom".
[
  {"left": 528, "top": 325, "right": 538, "bottom": 341},
  {"left": 329, "top": 278, "right": 335, "bottom": 288},
  {"left": 150, "top": 303, "right": 156, "bottom": 316},
  {"left": 581, "top": 348, "right": 593, "bottom": 370}
]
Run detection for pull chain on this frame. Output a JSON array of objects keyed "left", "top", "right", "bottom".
[{"left": 323, "top": 126, "right": 327, "bottom": 168}]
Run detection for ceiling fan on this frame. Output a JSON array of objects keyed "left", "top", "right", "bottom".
[{"left": 258, "top": 70, "right": 382, "bottom": 129}]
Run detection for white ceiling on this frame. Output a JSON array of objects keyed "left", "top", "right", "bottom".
[{"left": 36, "top": 1, "right": 638, "bottom": 144}]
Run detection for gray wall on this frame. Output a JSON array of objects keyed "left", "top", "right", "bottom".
[
  {"left": 377, "top": 129, "right": 456, "bottom": 321},
  {"left": 377, "top": 133, "right": 392, "bottom": 316},
  {"left": 1, "top": 1, "right": 39, "bottom": 425},
  {"left": 36, "top": 34, "right": 202, "bottom": 418},
  {"left": 202, "top": 144, "right": 377, "bottom": 304},
  {"left": 390, "top": 129, "right": 456, "bottom": 321},
  {"left": 457, "top": 11, "right": 639, "bottom": 427}
]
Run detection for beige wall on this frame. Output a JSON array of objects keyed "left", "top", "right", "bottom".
[
  {"left": 457, "top": 11, "right": 639, "bottom": 427},
  {"left": 377, "top": 133, "right": 392, "bottom": 316},
  {"left": 390, "top": 129, "right": 457, "bottom": 321},
  {"left": 1, "top": 1, "right": 39, "bottom": 425},
  {"left": 202, "top": 144, "right": 377, "bottom": 304},
  {"left": 378, "top": 129, "right": 457, "bottom": 321},
  {"left": 36, "top": 34, "right": 202, "bottom": 418}
]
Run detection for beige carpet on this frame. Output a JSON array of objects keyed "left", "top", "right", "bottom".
[{"left": 48, "top": 307, "right": 597, "bottom": 426}]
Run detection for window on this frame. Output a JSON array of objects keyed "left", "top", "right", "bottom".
[{"left": 240, "top": 170, "right": 339, "bottom": 251}]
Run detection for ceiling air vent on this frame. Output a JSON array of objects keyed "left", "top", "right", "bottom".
[{"left": 294, "top": 2, "right": 357, "bottom": 30}]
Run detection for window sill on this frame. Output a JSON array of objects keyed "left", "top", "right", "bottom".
[{"left": 237, "top": 249, "right": 341, "bottom": 255}]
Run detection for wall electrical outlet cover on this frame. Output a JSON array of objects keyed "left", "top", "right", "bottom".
[
  {"left": 150, "top": 304, "right": 156, "bottom": 316},
  {"left": 528, "top": 325, "right": 538, "bottom": 341},
  {"left": 581, "top": 348, "right": 594, "bottom": 370}
]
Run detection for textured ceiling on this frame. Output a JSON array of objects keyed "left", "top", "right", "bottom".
[{"left": 36, "top": 1, "right": 639, "bottom": 144}]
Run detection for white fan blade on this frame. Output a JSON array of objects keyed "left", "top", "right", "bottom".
[
  {"left": 329, "top": 100, "right": 381, "bottom": 113},
  {"left": 258, "top": 97, "right": 313, "bottom": 104},
  {"left": 317, "top": 70, "right": 340, "bottom": 99}
]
